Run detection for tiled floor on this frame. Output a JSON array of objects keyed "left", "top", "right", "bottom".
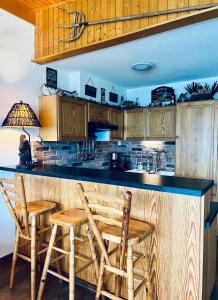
[{"left": 0, "top": 244, "right": 218, "bottom": 300}]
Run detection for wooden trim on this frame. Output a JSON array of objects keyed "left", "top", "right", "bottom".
[
  {"left": 32, "top": 6, "right": 218, "bottom": 64},
  {"left": 0, "top": 0, "right": 35, "bottom": 24}
]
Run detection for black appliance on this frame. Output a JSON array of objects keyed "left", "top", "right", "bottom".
[
  {"left": 110, "top": 152, "right": 122, "bottom": 170},
  {"left": 110, "top": 152, "right": 129, "bottom": 171}
]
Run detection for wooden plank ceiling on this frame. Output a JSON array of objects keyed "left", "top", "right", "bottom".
[
  {"left": 0, "top": 0, "right": 62, "bottom": 24},
  {"left": 18, "top": 0, "right": 62, "bottom": 10}
]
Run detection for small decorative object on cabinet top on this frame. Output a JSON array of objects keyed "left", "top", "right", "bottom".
[
  {"left": 151, "top": 86, "right": 175, "bottom": 107},
  {"left": 41, "top": 84, "right": 78, "bottom": 98},
  {"left": 177, "top": 92, "right": 189, "bottom": 103},
  {"left": 121, "top": 98, "right": 142, "bottom": 109},
  {"left": 185, "top": 81, "right": 218, "bottom": 101},
  {"left": 85, "top": 77, "right": 97, "bottom": 98}
]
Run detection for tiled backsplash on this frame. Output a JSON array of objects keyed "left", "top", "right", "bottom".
[
  {"left": 32, "top": 141, "right": 117, "bottom": 169},
  {"left": 32, "top": 140, "right": 175, "bottom": 171},
  {"left": 117, "top": 141, "right": 175, "bottom": 171}
]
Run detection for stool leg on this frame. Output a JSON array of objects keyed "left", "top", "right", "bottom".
[
  {"left": 31, "top": 215, "right": 37, "bottom": 300},
  {"left": 127, "top": 244, "right": 134, "bottom": 300},
  {"left": 96, "top": 253, "right": 105, "bottom": 300},
  {"left": 143, "top": 253, "right": 153, "bottom": 300},
  {"left": 85, "top": 223, "right": 99, "bottom": 279},
  {"left": 10, "top": 229, "right": 19, "bottom": 289},
  {"left": 69, "top": 225, "right": 75, "bottom": 300},
  {"left": 37, "top": 216, "right": 41, "bottom": 273},
  {"left": 37, "top": 224, "right": 58, "bottom": 300}
]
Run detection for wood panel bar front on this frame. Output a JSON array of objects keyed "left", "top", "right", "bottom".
[{"left": 19, "top": 173, "right": 213, "bottom": 300}]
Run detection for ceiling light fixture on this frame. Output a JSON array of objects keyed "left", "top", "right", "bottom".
[{"left": 131, "top": 62, "right": 154, "bottom": 71}]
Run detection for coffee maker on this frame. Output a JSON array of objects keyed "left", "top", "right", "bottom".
[{"left": 110, "top": 152, "right": 122, "bottom": 170}]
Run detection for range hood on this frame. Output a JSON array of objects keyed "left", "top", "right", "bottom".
[{"left": 88, "top": 122, "right": 118, "bottom": 140}]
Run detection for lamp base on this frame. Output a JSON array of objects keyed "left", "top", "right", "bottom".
[{"left": 18, "top": 134, "right": 32, "bottom": 169}]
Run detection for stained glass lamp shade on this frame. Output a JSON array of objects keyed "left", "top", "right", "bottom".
[{"left": 2, "top": 101, "right": 41, "bottom": 128}]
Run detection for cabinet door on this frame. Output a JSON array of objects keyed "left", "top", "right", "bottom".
[
  {"left": 176, "top": 101, "right": 215, "bottom": 179},
  {"left": 39, "top": 95, "right": 59, "bottom": 141},
  {"left": 124, "top": 109, "right": 146, "bottom": 140},
  {"left": 88, "top": 103, "right": 110, "bottom": 123},
  {"left": 146, "top": 106, "right": 176, "bottom": 140},
  {"left": 59, "top": 98, "right": 87, "bottom": 141},
  {"left": 110, "top": 108, "right": 124, "bottom": 140}
]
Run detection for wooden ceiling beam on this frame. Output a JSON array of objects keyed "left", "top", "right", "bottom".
[{"left": 0, "top": 0, "right": 35, "bottom": 25}]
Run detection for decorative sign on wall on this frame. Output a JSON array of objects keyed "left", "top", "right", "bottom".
[
  {"left": 46, "top": 67, "right": 57, "bottom": 89},
  {"left": 85, "top": 78, "right": 97, "bottom": 98},
  {"left": 109, "top": 86, "right": 118, "bottom": 103},
  {"left": 101, "top": 88, "right": 106, "bottom": 103},
  {"left": 151, "top": 86, "right": 175, "bottom": 107}
]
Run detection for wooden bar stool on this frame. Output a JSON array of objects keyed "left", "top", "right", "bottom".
[
  {"left": 77, "top": 183, "right": 154, "bottom": 300},
  {"left": 37, "top": 207, "right": 99, "bottom": 300},
  {"left": 0, "top": 175, "right": 57, "bottom": 300}
]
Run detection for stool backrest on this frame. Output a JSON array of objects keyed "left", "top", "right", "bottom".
[
  {"left": 0, "top": 175, "right": 30, "bottom": 236},
  {"left": 77, "top": 183, "right": 132, "bottom": 267}
]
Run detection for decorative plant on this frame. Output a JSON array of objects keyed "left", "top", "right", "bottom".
[
  {"left": 185, "top": 82, "right": 200, "bottom": 94},
  {"left": 185, "top": 81, "right": 218, "bottom": 96},
  {"left": 121, "top": 98, "right": 141, "bottom": 109},
  {"left": 211, "top": 81, "right": 218, "bottom": 96}
]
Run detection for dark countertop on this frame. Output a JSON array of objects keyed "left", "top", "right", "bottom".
[{"left": 0, "top": 165, "right": 214, "bottom": 197}]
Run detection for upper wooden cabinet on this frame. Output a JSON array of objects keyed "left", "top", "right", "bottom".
[
  {"left": 176, "top": 100, "right": 218, "bottom": 182},
  {"left": 39, "top": 96, "right": 87, "bottom": 141},
  {"left": 146, "top": 106, "right": 176, "bottom": 140},
  {"left": 110, "top": 108, "right": 124, "bottom": 140},
  {"left": 124, "top": 109, "right": 146, "bottom": 140},
  {"left": 88, "top": 103, "right": 110, "bottom": 123}
]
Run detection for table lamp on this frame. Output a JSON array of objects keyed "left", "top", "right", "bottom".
[{"left": 2, "top": 100, "right": 41, "bottom": 169}]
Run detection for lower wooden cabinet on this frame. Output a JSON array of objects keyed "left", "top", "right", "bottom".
[
  {"left": 146, "top": 106, "right": 176, "bottom": 140},
  {"left": 110, "top": 108, "right": 124, "bottom": 140},
  {"left": 39, "top": 96, "right": 87, "bottom": 141},
  {"left": 124, "top": 109, "right": 146, "bottom": 140}
]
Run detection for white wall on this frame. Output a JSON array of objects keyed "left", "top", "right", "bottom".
[
  {"left": 0, "top": 11, "right": 46, "bottom": 257},
  {"left": 0, "top": 11, "right": 71, "bottom": 167},
  {"left": 127, "top": 76, "right": 218, "bottom": 106},
  {"left": 67, "top": 71, "right": 127, "bottom": 106}
]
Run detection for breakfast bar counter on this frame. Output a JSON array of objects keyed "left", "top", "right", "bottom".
[
  {"left": 0, "top": 165, "right": 216, "bottom": 300},
  {"left": 0, "top": 164, "right": 213, "bottom": 196}
]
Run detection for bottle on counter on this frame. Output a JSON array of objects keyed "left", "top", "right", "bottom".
[{"left": 137, "top": 160, "right": 143, "bottom": 171}]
